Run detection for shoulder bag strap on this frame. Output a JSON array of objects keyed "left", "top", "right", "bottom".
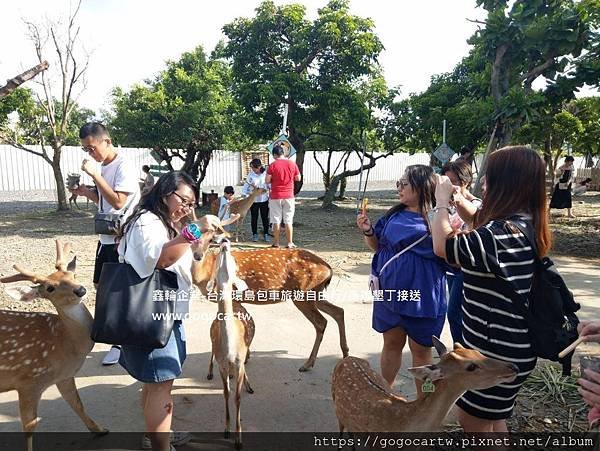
[{"left": 379, "top": 233, "right": 429, "bottom": 276}]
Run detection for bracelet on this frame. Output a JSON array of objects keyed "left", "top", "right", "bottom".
[
  {"left": 181, "top": 223, "right": 202, "bottom": 243},
  {"left": 363, "top": 226, "right": 375, "bottom": 237},
  {"left": 432, "top": 206, "right": 452, "bottom": 214}
]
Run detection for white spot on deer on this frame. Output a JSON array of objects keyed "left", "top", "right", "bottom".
[
  {"left": 42, "top": 350, "right": 48, "bottom": 358},
  {"left": 24, "top": 359, "right": 31, "bottom": 365}
]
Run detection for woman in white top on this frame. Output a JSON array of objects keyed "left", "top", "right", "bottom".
[
  {"left": 242, "top": 158, "right": 270, "bottom": 242},
  {"left": 117, "top": 171, "right": 212, "bottom": 451}
]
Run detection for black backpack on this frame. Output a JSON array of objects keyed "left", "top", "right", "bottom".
[{"left": 501, "top": 218, "right": 581, "bottom": 376}]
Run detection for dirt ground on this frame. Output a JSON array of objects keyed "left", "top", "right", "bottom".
[{"left": 0, "top": 186, "right": 598, "bottom": 436}]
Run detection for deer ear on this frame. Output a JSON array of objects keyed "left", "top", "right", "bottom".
[
  {"left": 67, "top": 256, "right": 77, "bottom": 273},
  {"left": 408, "top": 364, "right": 443, "bottom": 381},
  {"left": 432, "top": 336, "right": 448, "bottom": 357},
  {"left": 4, "top": 285, "right": 40, "bottom": 302}
]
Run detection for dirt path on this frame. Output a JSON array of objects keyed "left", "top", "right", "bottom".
[{"left": 0, "top": 186, "right": 598, "bottom": 443}]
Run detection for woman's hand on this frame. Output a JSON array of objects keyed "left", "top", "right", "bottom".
[
  {"left": 435, "top": 175, "right": 454, "bottom": 206},
  {"left": 578, "top": 369, "right": 600, "bottom": 410},
  {"left": 356, "top": 213, "right": 372, "bottom": 233},
  {"left": 578, "top": 321, "right": 600, "bottom": 343}
]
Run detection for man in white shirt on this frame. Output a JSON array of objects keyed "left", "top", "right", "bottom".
[{"left": 69, "top": 122, "right": 140, "bottom": 365}]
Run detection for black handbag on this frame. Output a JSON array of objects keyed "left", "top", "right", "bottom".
[
  {"left": 94, "top": 212, "right": 124, "bottom": 235},
  {"left": 94, "top": 192, "right": 132, "bottom": 235},
  {"left": 91, "top": 257, "right": 179, "bottom": 349}
]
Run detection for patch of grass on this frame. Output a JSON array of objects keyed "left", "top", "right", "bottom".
[{"left": 520, "top": 363, "right": 588, "bottom": 431}]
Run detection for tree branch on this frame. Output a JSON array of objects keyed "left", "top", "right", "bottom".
[
  {"left": 0, "top": 61, "right": 49, "bottom": 99},
  {"left": 0, "top": 131, "right": 51, "bottom": 164},
  {"left": 521, "top": 56, "right": 556, "bottom": 90},
  {"left": 313, "top": 150, "right": 327, "bottom": 175},
  {"left": 491, "top": 43, "right": 510, "bottom": 108},
  {"left": 296, "top": 46, "right": 321, "bottom": 73}
]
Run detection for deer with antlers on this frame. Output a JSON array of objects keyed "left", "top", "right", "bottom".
[
  {"left": 206, "top": 238, "right": 255, "bottom": 449},
  {"left": 331, "top": 337, "right": 519, "bottom": 432},
  {"left": 190, "top": 221, "right": 349, "bottom": 372},
  {"left": 0, "top": 240, "right": 107, "bottom": 450},
  {"left": 224, "top": 187, "right": 268, "bottom": 242}
]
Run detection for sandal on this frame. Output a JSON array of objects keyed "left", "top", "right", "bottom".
[{"left": 271, "top": 244, "right": 280, "bottom": 248}]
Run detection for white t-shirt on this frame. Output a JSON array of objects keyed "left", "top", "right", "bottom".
[
  {"left": 242, "top": 171, "right": 269, "bottom": 203},
  {"left": 98, "top": 154, "right": 140, "bottom": 245},
  {"left": 118, "top": 211, "right": 192, "bottom": 313}
]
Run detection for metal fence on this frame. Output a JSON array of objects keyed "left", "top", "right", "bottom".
[{"left": 0, "top": 144, "right": 594, "bottom": 192}]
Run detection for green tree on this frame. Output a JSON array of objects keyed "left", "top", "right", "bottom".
[
  {"left": 383, "top": 54, "right": 495, "bottom": 157},
  {"left": 223, "top": 0, "right": 384, "bottom": 194},
  {"left": 306, "top": 71, "right": 393, "bottom": 208},
  {"left": 570, "top": 97, "right": 600, "bottom": 160},
  {"left": 109, "top": 45, "right": 248, "bottom": 184},
  {"left": 469, "top": 0, "right": 596, "bottom": 192}
]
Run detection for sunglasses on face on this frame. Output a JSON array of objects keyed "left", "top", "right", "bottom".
[
  {"left": 396, "top": 180, "right": 409, "bottom": 189},
  {"left": 81, "top": 139, "right": 108, "bottom": 154}
]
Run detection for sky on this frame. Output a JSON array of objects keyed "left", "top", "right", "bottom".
[{"left": 0, "top": 0, "right": 597, "bottom": 115}]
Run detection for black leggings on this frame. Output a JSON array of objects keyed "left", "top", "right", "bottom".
[{"left": 250, "top": 200, "right": 269, "bottom": 235}]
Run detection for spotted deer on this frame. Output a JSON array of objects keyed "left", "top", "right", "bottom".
[
  {"left": 0, "top": 240, "right": 107, "bottom": 450},
  {"left": 331, "top": 337, "right": 518, "bottom": 432},
  {"left": 190, "top": 228, "right": 349, "bottom": 372},
  {"left": 206, "top": 238, "right": 255, "bottom": 449},
  {"left": 225, "top": 187, "right": 268, "bottom": 242},
  {"left": 68, "top": 186, "right": 94, "bottom": 209}
]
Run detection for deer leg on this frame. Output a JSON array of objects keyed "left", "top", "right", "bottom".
[
  {"left": 207, "top": 352, "right": 214, "bottom": 380},
  {"left": 316, "top": 298, "right": 349, "bottom": 358},
  {"left": 56, "top": 378, "right": 108, "bottom": 434},
  {"left": 17, "top": 388, "right": 43, "bottom": 451},
  {"left": 244, "top": 348, "right": 250, "bottom": 364},
  {"left": 220, "top": 367, "right": 231, "bottom": 439},
  {"left": 243, "top": 363, "right": 254, "bottom": 394},
  {"left": 293, "top": 301, "right": 327, "bottom": 372},
  {"left": 235, "top": 365, "right": 245, "bottom": 449}
]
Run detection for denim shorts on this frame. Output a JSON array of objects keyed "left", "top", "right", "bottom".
[{"left": 119, "top": 321, "right": 186, "bottom": 383}]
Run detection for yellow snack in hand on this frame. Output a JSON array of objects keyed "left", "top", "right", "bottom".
[{"left": 361, "top": 197, "right": 368, "bottom": 215}]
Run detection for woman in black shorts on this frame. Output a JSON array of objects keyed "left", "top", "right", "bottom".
[{"left": 431, "top": 146, "right": 552, "bottom": 432}]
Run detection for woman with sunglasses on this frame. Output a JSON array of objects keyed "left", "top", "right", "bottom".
[
  {"left": 356, "top": 165, "right": 449, "bottom": 397},
  {"left": 117, "top": 171, "right": 213, "bottom": 451}
]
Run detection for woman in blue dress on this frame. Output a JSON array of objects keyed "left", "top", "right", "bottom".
[{"left": 356, "top": 165, "right": 448, "bottom": 397}]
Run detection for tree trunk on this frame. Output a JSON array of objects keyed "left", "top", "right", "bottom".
[
  {"left": 322, "top": 175, "right": 341, "bottom": 208},
  {"left": 473, "top": 121, "right": 500, "bottom": 197},
  {"left": 51, "top": 146, "right": 69, "bottom": 211},
  {"left": 337, "top": 176, "right": 347, "bottom": 199},
  {"left": 291, "top": 138, "right": 305, "bottom": 195},
  {"left": 322, "top": 172, "right": 331, "bottom": 191},
  {"left": 195, "top": 150, "right": 212, "bottom": 186}
]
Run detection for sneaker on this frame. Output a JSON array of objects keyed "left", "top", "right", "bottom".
[
  {"left": 286, "top": 243, "right": 298, "bottom": 249},
  {"left": 252, "top": 233, "right": 259, "bottom": 242},
  {"left": 101, "top": 346, "right": 121, "bottom": 366},
  {"left": 264, "top": 234, "right": 271, "bottom": 243},
  {"left": 141, "top": 431, "right": 191, "bottom": 449}
]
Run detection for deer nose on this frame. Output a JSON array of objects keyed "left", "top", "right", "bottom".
[
  {"left": 73, "top": 286, "right": 87, "bottom": 298},
  {"left": 507, "top": 363, "right": 519, "bottom": 373}
]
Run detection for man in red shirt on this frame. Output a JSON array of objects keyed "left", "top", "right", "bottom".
[{"left": 265, "top": 144, "right": 301, "bottom": 248}]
